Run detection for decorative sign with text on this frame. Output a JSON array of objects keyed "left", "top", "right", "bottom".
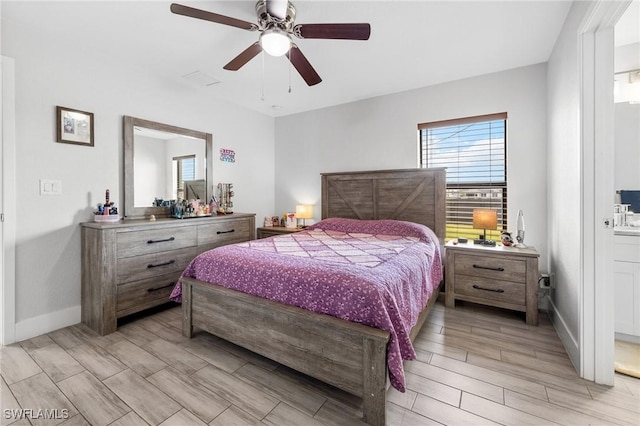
[{"left": 220, "top": 148, "right": 236, "bottom": 163}]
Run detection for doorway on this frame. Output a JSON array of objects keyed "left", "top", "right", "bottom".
[{"left": 612, "top": 1, "right": 640, "bottom": 378}]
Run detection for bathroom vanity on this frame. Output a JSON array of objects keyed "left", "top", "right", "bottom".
[{"left": 614, "top": 228, "right": 640, "bottom": 340}]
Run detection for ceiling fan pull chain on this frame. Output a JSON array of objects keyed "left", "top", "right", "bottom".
[
  {"left": 288, "top": 47, "right": 292, "bottom": 93},
  {"left": 261, "top": 51, "right": 265, "bottom": 101}
]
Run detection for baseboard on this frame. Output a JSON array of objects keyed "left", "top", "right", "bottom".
[
  {"left": 14, "top": 305, "right": 81, "bottom": 343},
  {"left": 546, "top": 295, "right": 580, "bottom": 373},
  {"left": 616, "top": 332, "right": 640, "bottom": 344}
]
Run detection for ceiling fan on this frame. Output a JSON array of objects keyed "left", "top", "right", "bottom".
[{"left": 170, "top": 1, "right": 371, "bottom": 86}]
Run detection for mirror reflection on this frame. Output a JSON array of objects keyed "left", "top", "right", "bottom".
[
  {"left": 123, "top": 116, "right": 213, "bottom": 220},
  {"left": 133, "top": 127, "right": 206, "bottom": 207}
]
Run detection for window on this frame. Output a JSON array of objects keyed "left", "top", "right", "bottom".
[
  {"left": 173, "top": 155, "right": 196, "bottom": 199},
  {"left": 419, "top": 113, "right": 507, "bottom": 242}
]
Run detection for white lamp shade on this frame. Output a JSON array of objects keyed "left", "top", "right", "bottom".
[
  {"left": 260, "top": 30, "right": 291, "bottom": 57},
  {"left": 296, "top": 204, "right": 313, "bottom": 219}
]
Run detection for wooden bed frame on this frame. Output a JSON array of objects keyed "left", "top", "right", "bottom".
[{"left": 181, "top": 168, "right": 446, "bottom": 426}]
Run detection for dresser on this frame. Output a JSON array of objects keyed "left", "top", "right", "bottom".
[
  {"left": 81, "top": 213, "right": 255, "bottom": 335},
  {"left": 445, "top": 241, "right": 540, "bottom": 325}
]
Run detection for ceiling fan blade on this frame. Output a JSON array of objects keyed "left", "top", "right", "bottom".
[
  {"left": 170, "top": 3, "right": 258, "bottom": 31},
  {"left": 293, "top": 23, "right": 371, "bottom": 40},
  {"left": 286, "top": 44, "right": 322, "bottom": 86},
  {"left": 223, "top": 42, "right": 263, "bottom": 71},
  {"left": 266, "top": 0, "right": 288, "bottom": 20}
]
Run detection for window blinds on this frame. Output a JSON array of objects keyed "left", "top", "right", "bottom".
[{"left": 419, "top": 113, "right": 507, "bottom": 241}]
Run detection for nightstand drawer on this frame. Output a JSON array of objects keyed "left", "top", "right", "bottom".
[
  {"left": 455, "top": 275, "right": 525, "bottom": 305},
  {"left": 257, "top": 226, "right": 301, "bottom": 239},
  {"left": 454, "top": 253, "right": 526, "bottom": 283}
]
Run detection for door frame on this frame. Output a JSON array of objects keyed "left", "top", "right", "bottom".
[
  {"left": 1, "top": 55, "right": 16, "bottom": 345},
  {"left": 579, "top": 0, "right": 630, "bottom": 385}
]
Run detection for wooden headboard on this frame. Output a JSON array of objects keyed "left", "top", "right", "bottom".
[{"left": 321, "top": 168, "right": 446, "bottom": 242}]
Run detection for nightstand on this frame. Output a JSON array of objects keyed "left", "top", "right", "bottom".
[
  {"left": 257, "top": 226, "right": 302, "bottom": 239},
  {"left": 445, "top": 241, "right": 540, "bottom": 325}
]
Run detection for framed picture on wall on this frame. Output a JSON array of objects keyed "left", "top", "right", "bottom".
[{"left": 56, "top": 106, "right": 94, "bottom": 146}]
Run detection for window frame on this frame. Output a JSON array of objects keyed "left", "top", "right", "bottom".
[
  {"left": 173, "top": 154, "right": 196, "bottom": 200},
  {"left": 418, "top": 112, "right": 508, "bottom": 242}
]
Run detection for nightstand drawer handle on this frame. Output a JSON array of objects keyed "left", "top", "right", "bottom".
[
  {"left": 217, "top": 229, "right": 235, "bottom": 235},
  {"left": 473, "top": 264, "right": 504, "bottom": 272},
  {"left": 147, "top": 282, "right": 176, "bottom": 293},
  {"left": 473, "top": 284, "right": 505, "bottom": 293},
  {"left": 147, "top": 237, "right": 175, "bottom": 244},
  {"left": 147, "top": 259, "right": 175, "bottom": 269}
]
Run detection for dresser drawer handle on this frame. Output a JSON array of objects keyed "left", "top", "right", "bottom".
[
  {"left": 473, "top": 264, "right": 504, "bottom": 272},
  {"left": 472, "top": 284, "right": 505, "bottom": 293},
  {"left": 217, "top": 229, "right": 235, "bottom": 235},
  {"left": 147, "top": 282, "right": 176, "bottom": 293},
  {"left": 147, "top": 237, "right": 175, "bottom": 244},
  {"left": 147, "top": 260, "right": 175, "bottom": 269}
]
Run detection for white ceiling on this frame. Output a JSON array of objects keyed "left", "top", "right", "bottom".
[{"left": 3, "top": 1, "right": 576, "bottom": 117}]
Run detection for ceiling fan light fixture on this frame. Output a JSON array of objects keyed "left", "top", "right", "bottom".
[{"left": 260, "top": 28, "right": 291, "bottom": 56}]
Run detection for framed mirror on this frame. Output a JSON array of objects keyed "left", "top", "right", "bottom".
[{"left": 123, "top": 116, "right": 213, "bottom": 220}]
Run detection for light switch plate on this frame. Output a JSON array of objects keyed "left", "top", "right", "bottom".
[{"left": 40, "top": 179, "right": 62, "bottom": 196}]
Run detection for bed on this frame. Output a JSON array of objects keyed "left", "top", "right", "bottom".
[{"left": 175, "top": 168, "right": 446, "bottom": 426}]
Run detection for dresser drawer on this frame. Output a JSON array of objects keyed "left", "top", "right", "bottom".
[
  {"left": 455, "top": 275, "right": 525, "bottom": 305},
  {"left": 116, "top": 272, "right": 180, "bottom": 318},
  {"left": 198, "top": 218, "right": 251, "bottom": 246},
  {"left": 117, "top": 247, "right": 197, "bottom": 283},
  {"left": 117, "top": 226, "right": 197, "bottom": 259},
  {"left": 454, "top": 253, "right": 526, "bottom": 283}
]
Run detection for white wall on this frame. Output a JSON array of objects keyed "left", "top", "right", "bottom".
[
  {"left": 546, "top": 1, "right": 593, "bottom": 366},
  {"left": 275, "top": 64, "right": 549, "bottom": 272},
  {"left": 134, "top": 135, "right": 167, "bottom": 206},
  {"left": 615, "top": 42, "right": 640, "bottom": 194},
  {"left": 615, "top": 42, "right": 640, "bottom": 72},
  {"left": 615, "top": 103, "right": 640, "bottom": 192},
  {"left": 2, "top": 15, "right": 275, "bottom": 339}
]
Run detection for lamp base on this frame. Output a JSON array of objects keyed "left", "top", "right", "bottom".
[{"left": 474, "top": 236, "right": 496, "bottom": 246}]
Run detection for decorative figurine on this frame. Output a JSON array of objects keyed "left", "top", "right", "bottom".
[{"left": 500, "top": 231, "right": 514, "bottom": 246}]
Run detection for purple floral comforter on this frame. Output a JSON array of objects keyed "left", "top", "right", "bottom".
[{"left": 170, "top": 218, "right": 442, "bottom": 391}]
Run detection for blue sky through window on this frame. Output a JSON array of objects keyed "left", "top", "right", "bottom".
[{"left": 423, "top": 119, "right": 506, "bottom": 183}]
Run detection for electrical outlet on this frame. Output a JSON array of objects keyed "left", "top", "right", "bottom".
[{"left": 540, "top": 273, "right": 551, "bottom": 288}]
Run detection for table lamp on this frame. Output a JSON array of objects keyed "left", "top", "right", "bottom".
[
  {"left": 473, "top": 209, "right": 498, "bottom": 246},
  {"left": 296, "top": 205, "right": 313, "bottom": 228}
]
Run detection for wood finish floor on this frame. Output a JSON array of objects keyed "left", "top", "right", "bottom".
[{"left": 1, "top": 298, "right": 639, "bottom": 426}]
